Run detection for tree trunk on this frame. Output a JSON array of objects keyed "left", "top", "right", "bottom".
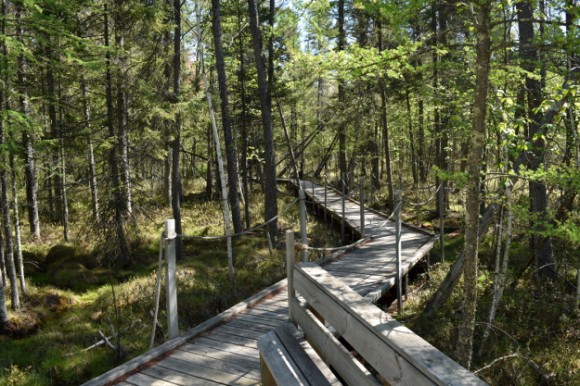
[
  {"left": 247, "top": 0, "right": 278, "bottom": 240},
  {"left": 57, "top": 83, "right": 70, "bottom": 241},
  {"left": 337, "top": 0, "right": 348, "bottom": 190},
  {"left": 115, "top": 32, "right": 132, "bottom": 216},
  {"left": 378, "top": 23, "right": 394, "bottom": 209},
  {"left": 479, "top": 187, "right": 513, "bottom": 358},
  {"left": 516, "top": 0, "right": 556, "bottom": 281},
  {"left": 237, "top": 4, "right": 251, "bottom": 230},
  {"left": 211, "top": 0, "right": 243, "bottom": 234},
  {"left": 171, "top": 0, "right": 183, "bottom": 260},
  {"left": 45, "top": 36, "right": 62, "bottom": 225},
  {"left": 406, "top": 90, "right": 418, "bottom": 187},
  {"left": 16, "top": 2, "right": 40, "bottom": 240},
  {"left": 104, "top": 3, "right": 130, "bottom": 262},
  {"left": 81, "top": 79, "right": 100, "bottom": 221},
  {"left": 455, "top": 1, "right": 490, "bottom": 368},
  {"left": 201, "top": 47, "right": 236, "bottom": 284},
  {"left": 9, "top": 152, "right": 23, "bottom": 296}
]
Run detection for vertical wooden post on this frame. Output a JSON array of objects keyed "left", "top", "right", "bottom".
[
  {"left": 324, "top": 175, "right": 328, "bottom": 224},
  {"left": 395, "top": 190, "right": 403, "bottom": 313},
  {"left": 165, "top": 219, "right": 179, "bottom": 339},
  {"left": 299, "top": 189, "right": 308, "bottom": 262},
  {"left": 286, "top": 230, "right": 295, "bottom": 322},
  {"left": 359, "top": 177, "right": 365, "bottom": 238},
  {"left": 341, "top": 172, "right": 346, "bottom": 244},
  {"left": 439, "top": 183, "right": 445, "bottom": 262}
]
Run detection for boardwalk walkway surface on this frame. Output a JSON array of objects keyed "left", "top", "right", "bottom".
[{"left": 84, "top": 180, "right": 438, "bottom": 386}]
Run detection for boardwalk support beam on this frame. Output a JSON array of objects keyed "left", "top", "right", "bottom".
[{"left": 165, "top": 219, "right": 179, "bottom": 340}]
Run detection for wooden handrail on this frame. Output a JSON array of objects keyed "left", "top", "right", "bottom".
[{"left": 288, "top": 261, "right": 487, "bottom": 386}]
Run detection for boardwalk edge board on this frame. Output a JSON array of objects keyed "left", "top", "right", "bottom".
[{"left": 80, "top": 278, "right": 288, "bottom": 386}]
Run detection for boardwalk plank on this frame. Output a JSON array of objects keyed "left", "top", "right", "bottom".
[
  {"left": 157, "top": 356, "right": 258, "bottom": 385},
  {"left": 203, "top": 330, "right": 259, "bottom": 349},
  {"left": 213, "top": 324, "right": 268, "bottom": 340},
  {"left": 179, "top": 342, "right": 260, "bottom": 371},
  {"left": 141, "top": 365, "right": 223, "bottom": 386},
  {"left": 125, "top": 372, "right": 181, "bottom": 386},
  {"left": 191, "top": 336, "right": 260, "bottom": 357},
  {"left": 224, "top": 318, "right": 277, "bottom": 334},
  {"left": 172, "top": 348, "right": 261, "bottom": 380},
  {"left": 235, "top": 313, "right": 285, "bottom": 328}
]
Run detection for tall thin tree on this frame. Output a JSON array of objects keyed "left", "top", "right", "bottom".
[
  {"left": 211, "top": 0, "right": 243, "bottom": 234},
  {"left": 455, "top": 0, "right": 491, "bottom": 369},
  {"left": 247, "top": 0, "right": 278, "bottom": 240}
]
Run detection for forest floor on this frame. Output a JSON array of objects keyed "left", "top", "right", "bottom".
[{"left": 1, "top": 185, "right": 579, "bottom": 385}]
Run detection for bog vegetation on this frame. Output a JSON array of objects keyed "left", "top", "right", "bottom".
[{"left": 0, "top": 0, "right": 578, "bottom": 385}]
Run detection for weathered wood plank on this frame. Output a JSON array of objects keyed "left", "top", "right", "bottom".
[
  {"left": 157, "top": 356, "right": 258, "bottom": 385},
  {"left": 191, "top": 337, "right": 259, "bottom": 358},
  {"left": 172, "top": 348, "right": 261, "bottom": 380},
  {"left": 213, "top": 324, "right": 268, "bottom": 340},
  {"left": 225, "top": 318, "right": 277, "bottom": 334},
  {"left": 242, "top": 307, "right": 287, "bottom": 321},
  {"left": 235, "top": 313, "right": 285, "bottom": 328},
  {"left": 178, "top": 342, "right": 260, "bottom": 371},
  {"left": 124, "top": 372, "right": 180, "bottom": 386},
  {"left": 141, "top": 364, "right": 224, "bottom": 386},
  {"left": 204, "top": 330, "right": 259, "bottom": 349}
]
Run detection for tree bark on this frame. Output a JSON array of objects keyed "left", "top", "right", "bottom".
[
  {"left": 455, "top": 1, "right": 491, "bottom": 368},
  {"left": 337, "top": 0, "right": 348, "bottom": 190},
  {"left": 247, "top": 0, "right": 278, "bottom": 239},
  {"left": 516, "top": 0, "right": 556, "bottom": 281},
  {"left": 81, "top": 79, "right": 100, "bottom": 222},
  {"left": 211, "top": 0, "right": 243, "bottom": 234},
  {"left": 16, "top": 2, "right": 40, "bottom": 240},
  {"left": 104, "top": 3, "right": 130, "bottom": 261},
  {"left": 171, "top": 0, "right": 183, "bottom": 260},
  {"left": 406, "top": 90, "right": 418, "bottom": 187},
  {"left": 115, "top": 31, "right": 132, "bottom": 215},
  {"left": 378, "top": 23, "right": 394, "bottom": 209},
  {"left": 237, "top": 4, "right": 251, "bottom": 230}
]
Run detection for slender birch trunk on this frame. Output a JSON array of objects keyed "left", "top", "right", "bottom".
[
  {"left": 81, "top": 79, "right": 100, "bottom": 222},
  {"left": 455, "top": 0, "right": 491, "bottom": 369},
  {"left": 198, "top": 6, "right": 235, "bottom": 284}
]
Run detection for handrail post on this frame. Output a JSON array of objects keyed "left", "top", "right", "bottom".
[
  {"left": 299, "top": 189, "right": 308, "bottom": 262},
  {"left": 286, "top": 230, "right": 296, "bottom": 323},
  {"left": 395, "top": 190, "right": 403, "bottom": 313},
  {"left": 359, "top": 177, "right": 365, "bottom": 238},
  {"left": 165, "top": 219, "right": 179, "bottom": 339},
  {"left": 341, "top": 172, "right": 346, "bottom": 244}
]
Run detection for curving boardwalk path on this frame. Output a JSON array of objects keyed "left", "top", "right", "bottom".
[{"left": 84, "top": 180, "right": 437, "bottom": 386}]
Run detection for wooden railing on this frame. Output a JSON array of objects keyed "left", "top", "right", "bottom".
[{"left": 261, "top": 230, "right": 487, "bottom": 386}]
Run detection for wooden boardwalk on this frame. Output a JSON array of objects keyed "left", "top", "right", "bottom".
[{"left": 84, "top": 180, "right": 437, "bottom": 386}]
